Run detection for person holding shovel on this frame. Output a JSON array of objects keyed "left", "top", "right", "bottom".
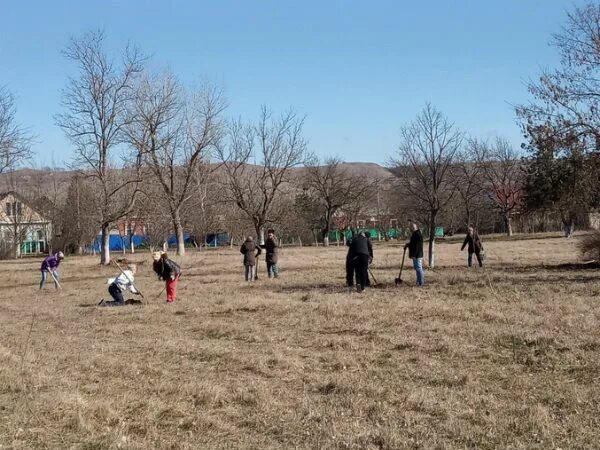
[
  {"left": 461, "top": 226, "right": 484, "bottom": 267},
  {"left": 39, "top": 251, "right": 64, "bottom": 290},
  {"left": 405, "top": 222, "right": 424, "bottom": 286},
  {"left": 152, "top": 252, "right": 182, "bottom": 303},
  {"left": 99, "top": 264, "right": 141, "bottom": 306},
  {"left": 348, "top": 231, "right": 372, "bottom": 293}
]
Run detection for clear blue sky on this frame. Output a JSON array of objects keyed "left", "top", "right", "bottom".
[{"left": 1, "top": 0, "right": 579, "bottom": 167}]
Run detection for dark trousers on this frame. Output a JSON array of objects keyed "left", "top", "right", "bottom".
[
  {"left": 109, "top": 283, "right": 125, "bottom": 304},
  {"left": 354, "top": 254, "right": 370, "bottom": 291},
  {"left": 468, "top": 252, "right": 483, "bottom": 267},
  {"left": 345, "top": 256, "right": 354, "bottom": 287}
]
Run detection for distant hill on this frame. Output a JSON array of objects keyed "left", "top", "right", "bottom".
[
  {"left": 0, "top": 162, "right": 394, "bottom": 204},
  {"left": 0, "top": 168, "right": 75, "bottom": 202}
]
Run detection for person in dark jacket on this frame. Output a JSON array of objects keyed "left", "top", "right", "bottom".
[
  {"left": 152, "top": 251, "right": 182, "bottom": 303},
  {"left": 263, "top": 229, "right": 279, "bottom": 278},
  {"left": 364, "top": 231, "right": 374, "bottom": 287},
  {"left": 40, "top": 251, "right": 65, "bottom": 289},
  {"left": 404, "top": 222, "right": 424, "bottom": 286},
  {"left": 240, "top": 237, "right": 261, "bottom": 282},
  {"left": 348, "top": 232, "right": 373, "bottom": 292},
  {"left": 345, "top": 227, "right": 355, "bottom": 288},
  {"left": 461, "top": 227, "right": 484, "bottom": 267}
]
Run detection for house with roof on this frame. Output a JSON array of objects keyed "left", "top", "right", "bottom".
[{"left": 0, "top": 191, "right": 52, "bottom": 257}]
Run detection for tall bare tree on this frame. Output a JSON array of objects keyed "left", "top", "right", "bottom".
[
  {"left": 59, "top": 174, "right": 99, "bottom": 254},
  {"left": 0, "top": 87, "right": 32, "bottom": 174},
  {"left": 473, "top": 137, "right": 525, "bottom": 236},
  {"left": 303, "top": 157, "right": 375, "bottom": 246},
  {"left": 517, "top": 3, "right": 600, "bottom": 146},
  {"left": 127, "top": 72, "right": 225, "bottom": 255},
  {"left": 517, "top": 3, "right": 600, "bottom": 234},
  {"left": 56, "top": 30, "right": 145, "bottom": 264},
  {"left": 391, "top": 104, "right": 462, "bottom": 268},
  {"left": 215, "top": 107, "right": 308, "bottom": 240},
  {"left": 451, "top": 139, "right": 486, "bottom": 228}
]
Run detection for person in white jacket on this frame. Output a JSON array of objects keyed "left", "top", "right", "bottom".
[{"left": 99, "top": 265, "right": 141, "bottom": 307}]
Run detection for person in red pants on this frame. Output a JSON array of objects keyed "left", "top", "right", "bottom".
[{"left": 152, "top": 251, "right": 182, "bottom": 303}]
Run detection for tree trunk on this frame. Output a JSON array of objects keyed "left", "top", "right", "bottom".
[
  {"left": 173, "top": 210, "right": 186, "bottom": 256},
  {"left": 323, "top": 235, "right": 330, "bottom": 246},
  {"left": 100, "top": 223, "right": 111, "bottom": 265},
  {"left": 428, "top": 211, "right": 436, "bottom": 268},
  {"left": 504, "top": 214, "right": 513, "bottom": 237}
]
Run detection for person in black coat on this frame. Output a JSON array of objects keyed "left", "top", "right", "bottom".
[
  {"left": 345, "top": 227, "right": 355, "bottom": 288},
  {"left": 348, "top": 231, "right": 373, "bottom": 292},
  {"left": 263, "top": 229, "right": 280, "bottom": 278},
  {"left": 404, "top": 222, "right": 424, "bottom": 286},
  {"left": 461, "top": 227, "right": 484, "bottom": 267}
]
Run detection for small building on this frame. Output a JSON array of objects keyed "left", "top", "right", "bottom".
[{"left": 0, "top": 191, "right": 52, "bottom": 257}]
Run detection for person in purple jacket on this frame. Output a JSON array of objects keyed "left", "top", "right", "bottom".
[{"left": 40, "top": 252, "right": 65, "bottom": 289}]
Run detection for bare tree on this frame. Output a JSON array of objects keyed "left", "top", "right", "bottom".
[
  {"left": 0, "top": 87, "right": 33, "bottom": 174},
  {"left": 451, "top": 139, "right": 486, "bottom": 228},
  {"left": 215, "top": 107, "right": 308, "bottom": 240},
  {"left": 517, "top": 3, "right": 600, "bottom": 147},
  {"left": 59, "top": 175, "right": 99, "bottom": 254},
  {"left": 56, "top": 30, "right": 145, "bottom": 264},
  {"left": 473, "top": 137, "right": 525, "bottom": 236},
  {"left": 391, "top": 104, "right": 462, "bottom": 268},
  {"left": 303, "top": 157, "right": 375, "bottom": 246},
  {"left": 127, "top": 72, "right": 225, "bottom": 255}
]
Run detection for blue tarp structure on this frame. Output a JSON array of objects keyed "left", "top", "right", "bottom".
[
  {"left": 90, "top": 234, "right": 148, "bottom": 252},
  {"left": 205, "top": 233, "right": 230, "bottom": 247},
  {"left": 167, "top": 233, "right": 192, "bottom": 246}
]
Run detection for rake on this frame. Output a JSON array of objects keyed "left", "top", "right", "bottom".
[{"left": 112, "top": 260, "right": 145, "bottom": 300}]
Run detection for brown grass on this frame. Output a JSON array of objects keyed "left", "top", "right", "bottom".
[{"left": 1, "top": 234, "right": 600, "bottom": 449}]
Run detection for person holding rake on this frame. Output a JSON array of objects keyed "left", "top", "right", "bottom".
[
  {"left": 99, "top": 264, "right": 141, "bottom": 306},
  {"left": 152, "top": 251, "right": 182, "bottom": 303},
  {"left": 39, "top": 251, "right": 64, "bottom": 290}
]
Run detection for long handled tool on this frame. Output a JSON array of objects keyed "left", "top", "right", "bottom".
[
  {"left": 49, "top": 270, "right": 63, "bottom": 290},
  {"left": 395, "top": 247, "right": 407, "bottom": 286},
  {"left": 112, "top": 260, "right": 144, "bottom": 299},
  {"left": 368, "top": 267, "right": 378, "bottom": 286},
  {"left": 254, "top": 248, "right": 262, "bottom": 281},
  {"left": 154, "top": 285, "right": 166, "bottom": 300}
]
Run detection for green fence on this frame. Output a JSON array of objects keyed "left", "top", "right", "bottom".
[{"left": 328, "top": 226, "right": 445, "bottom": 242}]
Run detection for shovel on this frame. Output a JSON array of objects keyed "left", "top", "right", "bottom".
[
  {"left": 368, "top": 267, "right": 378, "bottom": 286},
  {"left": 395, "top": 247, "right": 407, "bottom": 286},
  {"left": 49, "top": 270, "right": 63, "bottom": 290}
]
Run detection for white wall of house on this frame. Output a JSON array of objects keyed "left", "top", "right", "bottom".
[{"left": 0, "top": 192, "right": 52, "bottom": 256}]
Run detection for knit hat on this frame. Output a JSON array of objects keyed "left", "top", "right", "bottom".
[{"left": 57, "top": 251, "right": 65, "bottom": 259}]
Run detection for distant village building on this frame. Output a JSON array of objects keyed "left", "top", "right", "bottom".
[{"left": 0, "top": 191, "right": 52, "bottom": 257}]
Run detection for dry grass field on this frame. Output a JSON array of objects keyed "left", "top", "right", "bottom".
[{"left": 1, "top": 234, "right": 600, "bottom": 449}]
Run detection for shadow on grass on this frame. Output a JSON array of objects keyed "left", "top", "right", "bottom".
[{"left": 494, "top": 261, "right": 600, "bottom": 273}]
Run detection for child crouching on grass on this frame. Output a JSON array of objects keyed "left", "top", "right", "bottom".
[
  {"left": 152, "top": 252, "right": 181, "bottom": 303},
  {"left": 99, "top": 264, "right": 141, "bottom": 307}
]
